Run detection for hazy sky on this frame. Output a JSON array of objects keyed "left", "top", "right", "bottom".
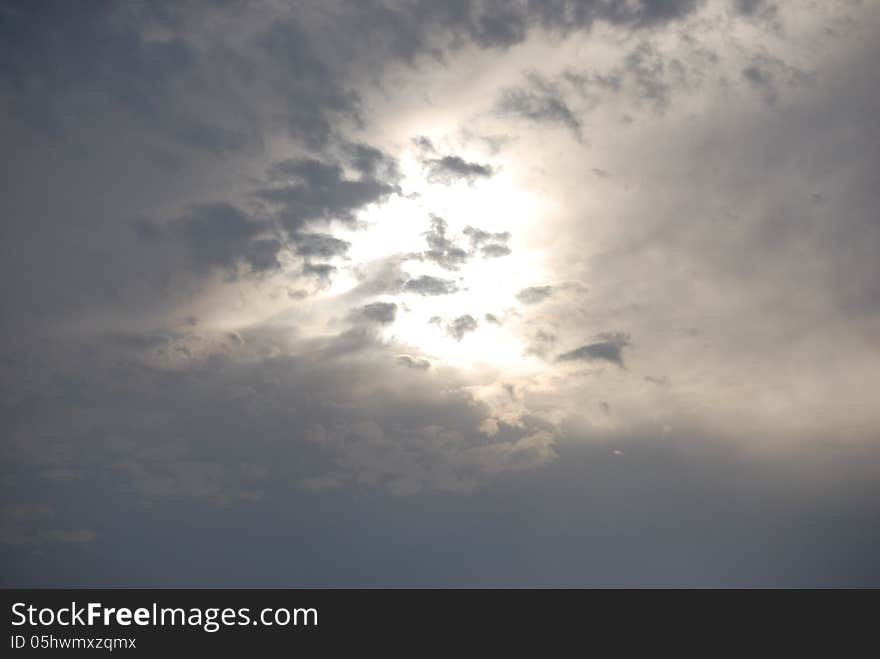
[{"left": 2, "top": 0, "right": 879, "bottom": 587}]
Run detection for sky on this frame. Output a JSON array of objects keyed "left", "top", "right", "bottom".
[{"left": 1, "top": 0, "right": 879, "bottom": 587}]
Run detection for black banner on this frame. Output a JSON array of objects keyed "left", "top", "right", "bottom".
[{"left": 1, "top": 588, "right": 864, "bottom": 653}]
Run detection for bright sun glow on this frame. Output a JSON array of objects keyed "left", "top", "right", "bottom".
[{"left": 325, "top": 150, "right": 551, "bottom": 372}]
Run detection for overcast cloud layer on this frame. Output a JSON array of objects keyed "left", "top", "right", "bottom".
[{"left": 2, "top": 0, "right": 879, "bottom": 587}]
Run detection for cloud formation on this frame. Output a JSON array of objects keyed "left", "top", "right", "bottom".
[
  {"left": 557, "top": 333, "right": 632, "bottom": 367},
  {"left": 403, "top": 275, "right": 459, "bottom": 296},
  {"left": 426, "top": 155, "right": 494, "bottom": 184},
  {"left": 2, "top": 0, "right": 879, "bottom": 587}
]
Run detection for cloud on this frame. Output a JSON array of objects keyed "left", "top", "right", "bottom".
[
  {"left": 171, "top": 203, "right": 283, "bottom": 274},
  {"left": 304, "top": 421, "right": 556, "bottom": 496},
  {"left": 526, "top": 330, "right": 557, "bottom": 358},
  {"left": 351, "top": 301, "right": 398, "bottom": 325},
  {"left": 481, "top": 244, "right": 511, "bottom": 258},
  {"left": 302, "top": 262, "right": 337, "bottom": 286},
  {"left": 345, "top": 256, "right": 411, "bottom": 298},
  {"left": 0, "top": 504, "right": 95, "bottom": 546},
  {"left": 4, "top": 0, "right": 880, "bottom": 589},
  {"left": 0, "top": 2, "right": 196, "bottom": 136},
  {"left": 422, "top": 216, "right": 470, "bottom": 269},
  {"left": 260, "top": 17, "right": 361, "bottom": 147},
  {"left": 557, "top": 333, "right": 632, "bottom": 367},
  {"left": 734, "top": 0, "right": 778, "bottom": 20},
  {"left": 309, "top": 327, "right": 381, "bottom": 361},
  {"left": 418, "top": 221, "right": 512, "bottom": 264},
  {"left": 463, "top": 226, "right": 511, "bottom": 246},
  {"left": 741, "top": 54, "right": 811, "bottom": 106},
  {"left": 447, "top": 315, "right": 479, "bottom": 341},
  {"left": 258, "top": 155, "right": 400, "bottom": 232},
  {"left": 426, "top": 155, "right": 494, "bottom": 184},
  {"left": 516, "top": 285, "right": 554, "bottom": 304},
  {"left": 396, "top": 355, "right": 431, "bottom": 370},
  {"left": 337, "top": 0, "right": 702, "bottom": 63},
  {"left": 404, "top": 275, "right": 459, "bottom": 296},
  {"left": 345, "top": 141, "right": 401, "bottom": 181},
  {"left": 292, "top": 232, "right": 351, "bottom": 258},
  {"left": 496, "top": 74, "right": 583, "bottom": 137}
]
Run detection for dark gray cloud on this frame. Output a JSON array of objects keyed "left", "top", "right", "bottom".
[
  {"left": 741, "top": 54, "right": 811, "bottom": 106},
  {"left": 620, "top": 42, "right": 678, "bottom": 110},
  {"left": 733, "top": 0, "right": 777, "bottom": 18},
  {"left": 557, "top": 332, "right": 631, "bottom": 366},
  {"left": 0, "top": 0, "right": 704, "bottom": 148},
  {"left": 0, "top": 504, "right": 94, "bottom": 547},
  {"left": 496, "top": 78, "right": 583, "bottom": 136},
  {"left": 0, "top": 1, "right": 195, "bottom": 135},
  {"left": 463, "top": 226, "right": 511, "bottom": 246},
  {"left": 516, "top": 285, "right": 554, "bottom": 304},
  {"left": 172, "top": 122, "right": 249, "bottom": 156},
  {"left": 302, "top": 262, "right": 337, "bottom": 286},
  {"left": 339, "top": 0, "right": 702, "bottom": 61},
  {"left": 412, "top": 135, "right": 437, "bottom": 153},
  {"left": 351, "top": 301, "right": 398, "bottom": 325},
  {"left": 447, "top": 315, "right": 479, "bottom": 341},
  {"left": 258, "top": 156, "right": 400, "bottom": 232},
  {"left": 422, "top": 216, "right": 470, "bottom": 269},
  {"left": 243, "top": 239, "right": 284, "bottom": 273},
  {"left": 419, "top": 221, "right": 513, "bottom": 265},
  {"left": 171, "top": 203, "right": 283, "bottom": 274},
  {"left": 560, "top": 39, "right": 690, "bottom": 117},
  {"left": 345, "top": 141, "right": 402, "bottom": 181},
  {"left": 260, "top": 17, "right": 361, "bottom": 148},
  {"left": 396, "top": 354, "right": 431, "bottom": 370},
  {"left": 7, "top": 431, "right": 880, "bottom": 586},
  {"left": 404, "top": 275, "right": 459, "bottom": 296},
  {"left": 426, "top": 155, "right": 494, "bottom": 184},
  {"left": 292, "top": 232, "right": 351, "bottom": 258}
]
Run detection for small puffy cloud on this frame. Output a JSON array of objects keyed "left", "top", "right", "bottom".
[
  {"left": 404, "top": 275, "right": 459, "bottom": 296},
  {"left": 481, "top": 243, "right": 511, "bottom": 258},
  {"left": 422, "top": 216, "right": 470, "bottom": 270},
  {"left": 344, "top": 141, "right": 401, "bottom": 181},
  {"left": 557, "top": 332, "right": 632, "bottom": 367},
  {"left": 516, "top": 285, "right": 554, "bottom": 304},
  {"left": 302, "top": 262, "right": 336, "bottom": 287},
  {"left": 426, "top": 155, "right": 494, "bottom": 184},
  {"left": 412, "top": 135, "right": 436, "bottom": 153},
  {"left": 351, "top": 301, "right": 398, "bottom": 325},
  {"left": 292, "top": 232, "right": 351, "bottom": 258},
  {"left": 447, "top": 315, "right": 478, "bottom": 341},
  {"left": 396, "top": 355, "right": 431, "bottom": 370},
  {"left": 463, "top": 226, "right": 511, "bottom": 246}
]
